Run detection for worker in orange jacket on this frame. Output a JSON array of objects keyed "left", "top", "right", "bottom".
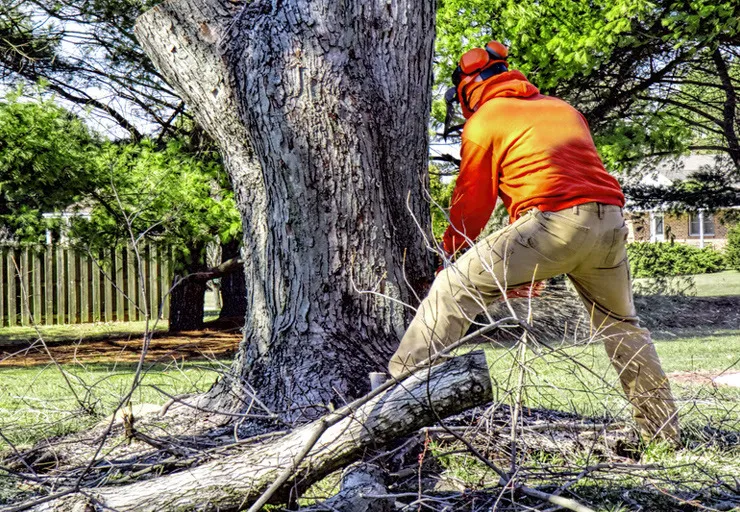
[{"left": 388, "top": 41, "right": 679, "bottom": 443}]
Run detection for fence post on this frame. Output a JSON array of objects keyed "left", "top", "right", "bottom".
[
  {"left": 67, "top": 249, "right": 78, "bottom": 324},
  {"left": 138, "top": 245, "right": 148, "bottom": 321},
  {"left": 149, "top": 244, "right": 159, "bottom": 322},
  {"left": 56, "top": 247, "right": 66, "bottom": 324},
  {"left": 7, "top": 249, "right": 17, "bottom": 326},
  {"left": 115, "top": 249, "right": 125, "bottom": 322},
  {"left": 80, "top": 253, "right": 90, "bottom": 324},
  {"left": 45, "top": 246, "right": 54, "bottom": 325},
  {"left": 33, "top": 249, "right": 42, "bottom": 325},
  {"left": 91, "top": 252, "right": 101, "bottom": 323},
  {"left": 20, "top": 248, "right": 30, "bottom": 326},
  {"left": 126, "top": 246, "right": 138, "bottom": 322},
  {"left": 161, "top": 247, "right": 171, "bottom": 321},
  {"left": 0, "top": 247, "right": 5, "bottom": 328},
  {"left": 104, "top": 249, "right": 114, "bottom": 322}
]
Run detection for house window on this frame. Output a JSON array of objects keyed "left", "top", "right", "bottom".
[{"left": 689, "top": 213, "right": 714, "bottom": 236}]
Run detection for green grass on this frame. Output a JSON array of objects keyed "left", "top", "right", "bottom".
[
  {"left": 438, "top": 332, "right": 740, "bottom": 511},
  {"left": 3, "top": 323, "right": 740, "bottom": 510},
  {"left": 634, "top": 269, "right": 740, "bottom": 297},
  {"left": 0, "top": 360, "right": 222, "bottom": 451},
  {"left": 692, "top": 270, "right": 740, "bottom": 297},
  {"left": 482, "top": 331, "right": 740, "bottom": 428},
  {"left": 0, "top": 321, "right": 168, "bottom": 346}
]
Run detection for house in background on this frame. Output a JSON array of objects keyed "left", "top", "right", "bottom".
[{"left": 624, "top": 155, "right": 739, "bottom": 248}]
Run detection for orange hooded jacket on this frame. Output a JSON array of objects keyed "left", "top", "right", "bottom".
[{"left": 442, "top": 70, "right": 625, "bottom": 255}]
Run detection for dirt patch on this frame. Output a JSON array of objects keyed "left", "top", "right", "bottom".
[
  {"left": 669, "top": 370, "right": 740, "bottom": 388},
  {"left": 0, "top": 328, "right": 242, "bottom": 367},
  {"left": 487, "top": 286, "right": 740, "bottom": 344},
  {"left": 635, "top": 295, "right": 740, "bottom": 332}
]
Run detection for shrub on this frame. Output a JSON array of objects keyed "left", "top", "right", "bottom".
[
  {"left": 627, "top": 242, "right": 725, "bottom": 278},
  {"left": 725, "top": 223, "right": 740, "bottom": 271}
]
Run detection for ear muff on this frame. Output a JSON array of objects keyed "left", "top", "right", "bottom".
[
  {"left": 485, "top": 40, "right": 508, "bottom": 61},
  {"left": 459, "top": 48, "right": 491, "bottom": 75}
]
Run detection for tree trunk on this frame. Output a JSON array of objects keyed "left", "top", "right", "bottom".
[
  {"left": 33, "top": 352, "right": 491, "bottom": 512},
  {"left": 135, "top": 0, "right": 435, "bottom": 419},
  {"left": 218, "top": 239, "right": 246, "bottom": 322},
  {"left": 168, "top": 244, "right": 208, "bottom": 332}
]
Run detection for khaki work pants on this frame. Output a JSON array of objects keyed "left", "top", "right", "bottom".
[{"left": 389, "top": 203, "right": 679, "bottom": 442}]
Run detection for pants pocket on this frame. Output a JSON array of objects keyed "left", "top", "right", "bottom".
[
  {"left": 601, "top": 224, "right": 629, "bottom": 267},
  {"left": 515, "top": 211, "right": 589, "bottom": 262}
]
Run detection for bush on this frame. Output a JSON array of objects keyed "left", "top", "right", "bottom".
[
  {"left": 726, "top": 224, "right": 740, "bottom": 271},
  {"left": 627, "top": 242, "right": 725, "bottom": 278}
]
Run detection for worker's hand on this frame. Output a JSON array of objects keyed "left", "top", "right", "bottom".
[
  {"left": 502, "top": 281, "right": 544, "bottom": 300},
  {"left": 434, "top": 243, "right": 454, "bottom": 275}
]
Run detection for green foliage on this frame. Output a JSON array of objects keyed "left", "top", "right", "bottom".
[
  {"left": 70, "top": 138, "right": 241, "bottom": 265},
  {"left": 0, "top": 90, "right": 100, "bottom": 241},
  {"left": 627, "top": 242, "right": 726, "bottom": 278},
  {"left": 725, "top": 224, "right": 740, "bottom": 271},
  {"left": 0, "top": 93, "right": 241, "bottom": 269}
]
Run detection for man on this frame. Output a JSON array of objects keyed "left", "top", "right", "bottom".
[{"left": 388, "top": 41, "right": 679, "bottom": 443}]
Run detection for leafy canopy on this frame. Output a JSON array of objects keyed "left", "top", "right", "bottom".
[
  {"left": 0, "top": 92, "right": 240, "bottom": 257},
  {"left": 0, "top": 89, "right": 100, "bottom": 239}
]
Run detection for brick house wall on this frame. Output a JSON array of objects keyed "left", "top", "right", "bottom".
[
  {"left": 627, "top": 213, "right": 650, "bottom": 242},
  {"left": 626, "top": 210, "right": 736, "bottom": 248}
]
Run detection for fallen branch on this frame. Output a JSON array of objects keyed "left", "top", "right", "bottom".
[
  {"left": 299, "top": 463, "right": 393, "bottom": 512},
  {"left": 186, "top": 257, "right": 243, "bottom": 282},
  {"left": 32, "top": 351, "right": 492, "bottom": 511}
]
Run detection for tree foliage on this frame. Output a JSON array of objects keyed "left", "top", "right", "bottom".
[
  {"left": 0, "top": 0, "right": 180, "bottom": 137},
  {"left": 72, "top": 138, "right": 241, "bottom": 263},
  {"left": 0, "top": 89, "right": 100, "bottom": 240},
  {"left": 0, "top": 92, "right": 240, "bottom": 262}
]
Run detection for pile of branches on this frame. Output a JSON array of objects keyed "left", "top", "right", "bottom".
[{"left": 2, "top": 341, "right": 739, "bottom": 512}]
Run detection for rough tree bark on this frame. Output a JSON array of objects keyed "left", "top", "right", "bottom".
[
  {"left": 217, "top": 239, "right": 247, "bottom": 321},
  {"left": 34, "top": 352, "right": 492, "bottom": 511},
  {"left": 168, "top": 243, "right": 208, "bottom": 332},
  {"left": 135, "top": 0, "right": 436, "bottom": 419}
]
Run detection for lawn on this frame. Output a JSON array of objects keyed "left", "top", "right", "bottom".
[
  {"left": 2, "top": 317, "right": 739, "bottom": 511},
  {"left": 634, "top": 269, "right": 740, "bottom": 297},
  {"left": 692, "top": 270, "right": 740, "bottom": 297},
  {"left": 483, "top": 331, "right": 740, "bottom": 428},
  {"left": 0, "top": 360, "right": 222, "bottom": 450},
  {"left": 2, "top": 330, "right": 738, "bottom": 451}
]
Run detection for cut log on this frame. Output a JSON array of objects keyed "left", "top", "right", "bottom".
[{"left": 33, "top": 352, "right": 491, "bottom": 511}]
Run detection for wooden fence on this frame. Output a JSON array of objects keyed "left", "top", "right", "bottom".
[{"left": 0, "top": 244, "right": 172, "bottom": 327}]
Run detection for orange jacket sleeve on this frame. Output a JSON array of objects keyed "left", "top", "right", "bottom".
[{"left": 442, "top": 137, "right": 497, "bottom": 254}]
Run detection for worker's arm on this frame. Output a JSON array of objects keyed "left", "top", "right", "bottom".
[{"left": 442, "top": 137, "right": 497, "bottom": 255}]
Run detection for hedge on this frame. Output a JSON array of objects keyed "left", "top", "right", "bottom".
[
  {"left": 726, "top": 224, "right": 740, "bottom": 271},
  {"left": 626, "top": 242, "right": 725, "bottom": 278}
]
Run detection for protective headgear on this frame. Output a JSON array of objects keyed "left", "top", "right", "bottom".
[{"left": 444, "top": 41, "right": 509, "bottom": 137}]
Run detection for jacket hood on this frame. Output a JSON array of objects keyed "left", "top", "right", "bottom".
[{"left": 465, "top": 70, "right": 539, "bottom": 117}]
